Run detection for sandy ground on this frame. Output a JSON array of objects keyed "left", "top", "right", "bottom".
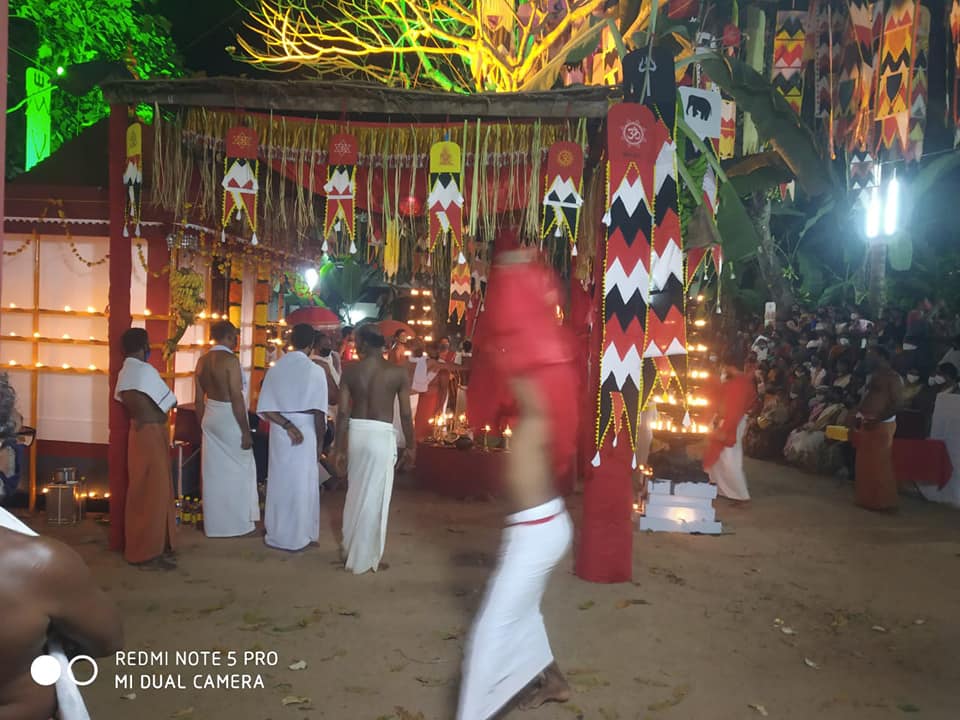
[{"left": 36, "top": 458, "right": 960, "bottom": 720}]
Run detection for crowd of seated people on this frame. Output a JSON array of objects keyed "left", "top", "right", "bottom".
[{"left": 716, "top": 299, "right": 960, "bottom": 476}]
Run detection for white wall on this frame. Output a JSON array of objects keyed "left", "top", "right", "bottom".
[{"left": 0, "top": 233, "right": 148, "bottom": 444}]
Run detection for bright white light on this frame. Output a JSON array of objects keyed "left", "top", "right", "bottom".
[
  {"left": 347, "top": 308, "right": 366, "bottom": 325},
  {"left": 865, "top": 186, "right": 881, "bottom": 239},
  {"left": 883, "top": 177, "right": 900, "bottom": 237},
  {"left": 304, "top": 268, "right": 319, "bottom": 291}
]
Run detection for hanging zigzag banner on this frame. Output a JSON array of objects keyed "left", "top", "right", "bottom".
[
  {"left": 645, "top": 50, "right": 687, "bottom": 407},
  {"left": 842, "top": 0, "right": 880, "bottom": 151},
  {"left": 449, "top": 259, "right": 472, "bottom": 323},
  {"left": 594, "top": 103, "right": 664, "bottom": 466},
  {"left": 542, "top": 141, "right": 585, "bottom": 256},
  {"left": 323, "top": 133, "right": 358, "bottom": 254},
  {"left": 221, "top": 126, "right": 259, "bottom": 245},
  {"left": 123, "top": 122, "right": 143, "bottom": 239},
  {"left": 876, "top": 0, "right": 918, "bottom": 151},
  {"left": 904, "top": 5, "right": 930, "bottom": 162},
  {"left": 772, "top": 11, "right": 806, "bottom": 115},
  {"left": 427, "top": 141, "right": 465, "bottom": 259},
  {"left": 814, "top": 0, "right": 847, "bottom": 121}
]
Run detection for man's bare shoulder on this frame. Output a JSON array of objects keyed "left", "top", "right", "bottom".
[{"left": 0, "top": 529, "right": 78, "bottom": 589}]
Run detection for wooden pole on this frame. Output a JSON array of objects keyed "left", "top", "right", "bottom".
[
  {"left": 28, "top": 236, "right": 40, "bottom": 512},
  {"left": 107, "top": 105, "right": 132, "bottom": 551}
]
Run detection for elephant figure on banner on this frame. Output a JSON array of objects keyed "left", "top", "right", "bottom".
[{"left": 686, "top": 94, "right": 713, "bottom": 121}]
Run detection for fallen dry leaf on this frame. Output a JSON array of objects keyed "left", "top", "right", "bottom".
[
  {"left": 393, "top": 707, "right": 425, "bottom": 720},
  {"left": 615, "top": 598, "right": 650, "bottom": 609},
  {"left": 804, "top": 658, "right": 820, "bottom": 670},
  {"left": 647, "top": 684, "right": 690, "bottom": 711},
  {"left": 414, "top": 676, "right": 450, "bottom": 687},
  {"left": 872, "top": 625, "right": 888, "bottom": 633},
  {"left": 170, "top": 709, "right": 194, "bottom": 719},
  {"left": 781, "top": 627, "right": 797, "bottom": 636},
  {"left": 120, "top": 693, "right": 137, "bottom": 701},
  {"left": 280, "top": 696, "right": 311, "bottom": 706},
  {"left": 288, "top": 660, "right": 307, "bottom": 671},
  {"left": 748, "top": 703, "right": 769, "bottom": 716},
  {"left": 578, "top": 600, "right": 595, "bottom": 611}
]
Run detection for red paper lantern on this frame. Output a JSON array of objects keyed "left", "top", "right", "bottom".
[
  {"left": 399, "top": 195, "right": 422, "bottom": 217},
  {"left": 722, "top": 23, "right": 741, "bottom": 47}
]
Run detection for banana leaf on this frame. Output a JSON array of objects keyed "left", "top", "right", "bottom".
[
  {"left": 697, "top": 54, "right": 835, "bottom": 197},
  {"left": 716, "top": 182, "right": 762, "bottom": 263},
  {"left": 908, "top": 150, "right": 960, "bottom": 200},
  {"left": 887, "top": 233, "right": 913, "bottom": 271}
]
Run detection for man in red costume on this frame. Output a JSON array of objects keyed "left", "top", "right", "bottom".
[
  {"left": 702, "top": 352, "right": 756, "bottom": 503},
  {"left": 458, "top": 249, "right": 576, "bottom": 719}
]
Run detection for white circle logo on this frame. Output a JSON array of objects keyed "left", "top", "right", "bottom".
[
  {"left": 30, "top": 654, "right": 99, "bottom": 687},
  {"left": 30, "top": 655, "right": 61, "bottom": 686}
]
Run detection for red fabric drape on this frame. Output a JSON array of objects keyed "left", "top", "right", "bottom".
[{"left": 108, "top": 106, "right": 132, "bottom": 551}]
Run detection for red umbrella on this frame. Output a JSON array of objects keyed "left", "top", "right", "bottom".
[
  {"left": 285, "top": 306, "right": 341, "bottom": 331},
  {"left": 377, "top": 320, "right": 416, "bottom": 339}
]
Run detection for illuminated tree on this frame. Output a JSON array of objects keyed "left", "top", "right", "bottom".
[
  {"left": 237, "top": 0, "right": 655, "bottom": 93},
  {"left": 10, "top": 0, "right": 182, "bottom": 155}
]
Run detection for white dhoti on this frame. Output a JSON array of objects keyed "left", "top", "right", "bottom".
[
  {"left": 201, "top": 400, "right": 260, "bottom": 538},
  {"left": 457, "top": 498, "right": 572, "bottom": 720},
  {"left": 343, "top": 419, "right": 397, "bottom": 574},
  {"left": 264, "top": 413, "right": 320, "bottom": 551},
  {"left": 707, "top": 417, "right": 750, "bottom": 501}
]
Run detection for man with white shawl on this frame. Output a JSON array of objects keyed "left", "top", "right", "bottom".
[
  {"left": 1, "top": 374, "right": 123, "bottom": 719},
  {"left": 256, "top": 323, "right": 328, "bottom": 552},
  {"left": 114, "top": 328, "right": 178, "bottom": 568},
  {"left": 194, "top": 320, "right": 260, "bottom": 538},
  {"left": 332, "top": 326, "right": 414, "bottom": 574}
]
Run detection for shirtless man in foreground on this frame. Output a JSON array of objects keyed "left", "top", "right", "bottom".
[
  {"left": 331, "top": 326, "right": 414, "bottom": 573},
  {"left": 457, "top": 249, "right": 574, "bottom": 719},
  {"left": 0, "top": 517, "right": 124, "bottom": 720}
]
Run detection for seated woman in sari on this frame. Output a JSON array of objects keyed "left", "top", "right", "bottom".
[
  {"left": 744, "top": 390, "right": 791, "bottom": 459},
  {"left": 783, "top": 387, "right": 849, "bottom": 473}
]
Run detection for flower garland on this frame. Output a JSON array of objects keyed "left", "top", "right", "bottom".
[
  {"left": 136, "top": 242, "right": 171, "bottom": 279},
  {"left": 2, "top": 200, "right": 109, "bottom": 267},
  {"left": 164, "top": 268, "right": 206, "bottom": 358}
]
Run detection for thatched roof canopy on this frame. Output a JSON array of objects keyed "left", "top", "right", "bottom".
[{"left": 101, "top": 78, "right": 618, "bottom": 120}]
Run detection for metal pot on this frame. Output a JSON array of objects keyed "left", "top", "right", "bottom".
[{"left": 53, "top": 467, "right": 78, "bottom": 484}]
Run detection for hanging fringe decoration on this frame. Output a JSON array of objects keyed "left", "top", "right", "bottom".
[
  {"left": 221, "top": 126, "right": 260, "bottom": 245},
  {"left": 541, "top": 141, "right": 585, "bottom": 256},
  {"left": 323, "top": 132, "right": 358, "bottom": 254},
  {"left": 123, "top": 122, "right": 143, "bottom": 238},
  {"left": 427, "top": 140, "right": 464, "bottom": 259}
]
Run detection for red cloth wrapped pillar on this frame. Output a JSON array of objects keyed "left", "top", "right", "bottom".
[
  {"left": 108, "top": 105, "right": 132, "bottom": 551},
  {"left": 145, "top": 233, "right": 170, "bottom": 373},
  {"left": 575, "top": 223, "right": 634, "bottom": 583}
]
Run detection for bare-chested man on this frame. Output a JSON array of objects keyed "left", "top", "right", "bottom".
[
  {"left": 0, "top": 510, "right": 124, "bottom": 720},
  {"left": 457, "top": 249, "right": 575, "bottom": 719},
  {"left": 194, "top": 320, "right": 260, "bottom": 538},
  {"left": 331, "top": 325, "right": 414, "bottom": 574},
  {"left": 854, "top": 345, "right": 904, "bottom": 511}
]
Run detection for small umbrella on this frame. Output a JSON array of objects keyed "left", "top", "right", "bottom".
[{"left": 285, "top": 306, "right": 341, "bottom": 331}]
